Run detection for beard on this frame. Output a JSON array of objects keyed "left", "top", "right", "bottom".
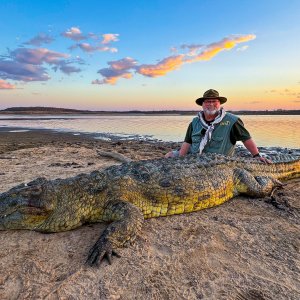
[{"left": 203, "top": 108, "right": 220, "bottom": 116}]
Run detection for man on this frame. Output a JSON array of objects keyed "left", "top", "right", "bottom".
[{"left": 165, "top": 89, "right": 270, "bottom": 163}]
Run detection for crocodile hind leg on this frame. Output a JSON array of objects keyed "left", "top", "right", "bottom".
[
  {"left": 86, "top": 200, "right": 144, "bottom": 266},
  {"left": 233, "top": 168, "right": 283, "bottom": 197}
]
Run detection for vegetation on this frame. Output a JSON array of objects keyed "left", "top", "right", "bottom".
[{"left": 0, "top": 106, "right": 299, "bottom": 115}]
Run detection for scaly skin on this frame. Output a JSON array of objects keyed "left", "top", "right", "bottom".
[{"left": 0, "top": 153, "right": 299, "bottom": 266}]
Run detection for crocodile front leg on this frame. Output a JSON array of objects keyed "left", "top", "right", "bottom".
[
  {"left": 233, "top": 168, "right": 282, "bottom": 197},
  {"left": 86, "top": 200, "right": 144, "bottom": 266}
]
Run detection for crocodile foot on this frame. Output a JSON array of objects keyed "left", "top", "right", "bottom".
[{"left": 86, "top": 237, "right": 121, "bottom": 266}]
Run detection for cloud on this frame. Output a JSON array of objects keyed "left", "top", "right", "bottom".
[
  {"left": 0, "top": 79, "right": 16, "bottom": 89},
  {"left": 61, "top": 27, "right": 86, "bottom": 41},
  {"left": 24, "top": 33, "right": 54, "bottom": 46},
  {"left": 180, "top": 44, "right": 204, "bottom": 56},
  {"left": 0, "top": 47, "right": 82, "bottom": 82},
  {"left": 70, "top": 43, "right": 118, "bottom": 53},
  {"left": 103, "top": 47, "right": 118, "bottom": 53},
  {"left": 92, "top": 57, "right": 137, "bottom": 84},
  {"left": 59, "top": 64, "right": 81, "bottom": 75},
  {"left": 236, "top": 45, "right": 249, "bottom": 52},
  {"left": 94, "top": 34, "right": 256, "bottom": 85},
  {"left": 107, "top": 57, "right": 138, "bottom": 70},
  {"left": 11, "top": 48, "right": 69, "bottom": 65},
  {"left": 101, "top": 34, "right": 119, "bottom": 44},
  {"left": 52, "top": 61, "right": 82, "bottom": 75},
  {"left": 136, "top": 55, "right": 185, "bottom": 77},
  {"left": 0, "top": 60, "right": 50, "bottom": 81},
  {"left": 92, "top": 72, "right": 132, "bottom": 85},
  {"left": 185, "top": 34, "right": 256, "bottom": 63},
  {"left": 72, "top": 43, "right": 100, "bottom": 53},
  {"left": 88, "top": 32, "right": 99, "bottom": 40}
]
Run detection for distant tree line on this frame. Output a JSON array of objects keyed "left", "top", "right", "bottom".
[
  {"left": 0, "top": 106, "right": 299, "bottom": 115},
  {"left": 1, "top": 106, "right": 89, "bottom": 113}
]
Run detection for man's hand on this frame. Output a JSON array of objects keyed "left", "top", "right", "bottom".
[
  {"left": 255, "top": 156, "right": 272, "bottom": 164},
  {"left": 165, "top": 151, "right": 175, "bottom": 158}
]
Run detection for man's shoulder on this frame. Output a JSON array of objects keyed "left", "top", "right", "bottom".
[
  {"left": 225, "top": 112, "right": 239, "bottom": 122},
  {"left": 191, "top": 115, "right": 199, "bottom": 123}
]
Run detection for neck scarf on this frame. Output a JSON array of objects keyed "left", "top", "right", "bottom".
[{"left": 197, "top": 108, "right": 226, "bottom": 154}]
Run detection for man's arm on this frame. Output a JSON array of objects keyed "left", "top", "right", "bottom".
[
  {"left": 243, "top": 138, "right": 271, "bottom": 163},
  {"left": 242, "top": 138, "right": 259, "bottom": 156},
  {"left": 165, "top": 142, "right": 191, "bottom": 158},
  {"left": 179, "top": 142, "right": 191, "bottom": 156}
]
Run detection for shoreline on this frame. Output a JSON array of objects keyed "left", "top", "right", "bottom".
[
  {"left": 1, "top": 126, "right": 299, "bottom": 156},
  {"left": 0, "top": 127, "right": 180, "bottom": 161},
  {"left": 1, "top": 109, "right": 300, "bottom": 116},
  {"left": 0, "top": 126, "right": 161, "bottom": 143}
]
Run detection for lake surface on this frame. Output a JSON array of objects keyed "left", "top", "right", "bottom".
[{"left": 0, "top": 114, "right": 299, "bottom": 148}]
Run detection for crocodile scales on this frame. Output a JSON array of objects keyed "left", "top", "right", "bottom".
[{"left": 0, "top": 153, "right": 299, "bottom": 266}]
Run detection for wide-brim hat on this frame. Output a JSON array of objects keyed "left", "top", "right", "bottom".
[{"left": 196, "top": 89, "right": 227, "bottom": 106}]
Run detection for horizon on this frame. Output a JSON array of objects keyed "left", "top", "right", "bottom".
[
  {"left": 1, "top": 105, "right": 299, "bottom": 113},
  {"left": 0, "top": 1, "right": 300, "bottom": 111}
]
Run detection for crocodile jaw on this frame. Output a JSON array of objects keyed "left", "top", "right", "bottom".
[{"left": 0, "top": 178, "right": 54, "bottom": 230}]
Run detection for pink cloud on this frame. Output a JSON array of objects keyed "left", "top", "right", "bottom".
[
  {"left": 70, "top": 43, "right": 118, "bottom": 53},
  {"left": 88, "top": 32, "right": 99, "bottom": 39},
  {"left": 101, "top": 34, "right": 119, "bottom": 44},
  {"left": 11, "top": 48, "right": 69, "bottom": 65},
  {"left": 108, "top": 57, "right": 137, "bottom": 70},
  {"left": 0, "top": 79, "right": 15, "bottom": 89},
  {"left": 61, "top": 27, "right": 86, "bottom": 41},
  {"left": 24, "top": 33, "right": 54, "bottom": 46},
  {"left": 0, "top": 47, "right": 82, "bottom": 82},
  {"left": 92, "top": 57, "right": 137, "bottom": 85},
  {"left": 0, "top": 60, "right": 50, "bottom": 82},
  {"left": 58, "top": 64, "right": 81, "bottom": 75}
]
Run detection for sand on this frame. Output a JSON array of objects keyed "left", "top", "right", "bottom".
[{"left": 0, "top": 129, "right": 299, "bottom": 300}]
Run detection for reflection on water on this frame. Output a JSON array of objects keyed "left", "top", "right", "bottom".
[
  {"left": 240, "top": 115, "right": 300, "bottom": 148},
  {"left": 0, "top": 114, "right": 299, "bottom": 148}
]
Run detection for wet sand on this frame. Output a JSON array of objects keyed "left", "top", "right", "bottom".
[{"left": 0, "top": 129, "right": 299, "bottom": 299}]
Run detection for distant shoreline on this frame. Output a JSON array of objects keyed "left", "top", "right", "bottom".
[{"left": 0, "top": 106, "right": 299, "bottom": 116}]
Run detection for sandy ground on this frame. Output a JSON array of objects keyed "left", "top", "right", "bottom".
[{"left": 0, "top": 130, "right": 299, "bottom": 300}]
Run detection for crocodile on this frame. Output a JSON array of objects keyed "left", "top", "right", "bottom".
[{"left": 0, "top": 153, "right": 299, "bottom": 266}]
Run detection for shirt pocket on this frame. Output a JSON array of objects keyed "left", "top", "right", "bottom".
[
  {"left": 208, "top": 136, "right": 224, "bottom": 149},
  {"left": 191, "top": 130, "right": 202, "bottom": 144}
]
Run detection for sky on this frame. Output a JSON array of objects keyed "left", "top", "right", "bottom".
[{"left": 0, "top": 0, "right": 300, "bottom": 111}]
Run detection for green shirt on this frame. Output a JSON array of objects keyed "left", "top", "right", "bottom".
[{"left": 184, "top": 117, "right": 251, "bottom": 145}]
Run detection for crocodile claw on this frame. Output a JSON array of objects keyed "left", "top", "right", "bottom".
[{"left": 86, "top": 238, "right": 121, "bottom": 266}]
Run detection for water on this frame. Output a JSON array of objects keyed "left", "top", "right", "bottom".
[{"left": 0, "top": 114, "right": 299, "bottom": 148}]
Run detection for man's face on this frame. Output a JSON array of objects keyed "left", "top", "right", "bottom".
[{"left": 202, "top": 98, "right": 221, "bottom": 115}]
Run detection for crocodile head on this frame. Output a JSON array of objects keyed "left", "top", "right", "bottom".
[{"left": 0, "top": 177, "right": 55, "bottom": 230}]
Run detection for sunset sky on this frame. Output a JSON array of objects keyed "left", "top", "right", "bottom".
[{"left": 0, "top": 0, "right": 299, "bottom": 111}]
